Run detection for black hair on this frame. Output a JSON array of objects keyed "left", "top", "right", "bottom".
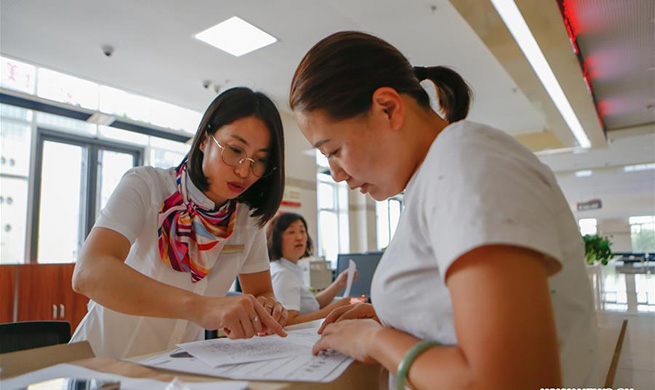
[
  {"left": 266, "top": 213, "right": 313, "bottom": 261},
  {"left": 187, "top": 87, "right": 285, "bottom": 227},
  {"left": 290, "top": 31, "right": 472, "bottom": 122}
]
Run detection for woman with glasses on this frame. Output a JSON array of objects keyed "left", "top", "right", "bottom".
[
  {"left": 266, "top": 212, "right": 354, "bottom": 325},
  {"left": 71, "top": 87, "right": 289, "bottom": 359},
  {"left": 289, "top": 32, "right": 597, "bottom": 389}
]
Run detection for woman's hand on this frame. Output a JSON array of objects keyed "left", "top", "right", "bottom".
[
  {"left": 312, "top": 319, "right": 383, "bottom": 363},
  {"left": 189, "top": 294, "right": 287, "bottom": 339},
  {"left": 335, "top": 268, "right": 358, "bottom": 289},
  {"left": 257, "top": 295, "right": 289, "bottom": 328},
  {"left": 318, "top": 302, "right": 379, "bottom": 334},
  {"left": 324, "top": 297, "right": 352, "bottom": 312}
]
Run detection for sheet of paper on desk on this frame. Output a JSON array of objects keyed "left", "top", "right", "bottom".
[
  {"left": 177, "top": 328, "right": 322, "bottom": 366},
  {"left": 139, "top": 348, "right": 353, "bottom": 383},
  {"left": 1, "top": 363, "right": 248, "bottom": 390},
  {"left": 343, "top": 259, "right": 357, "bottom": 297}
]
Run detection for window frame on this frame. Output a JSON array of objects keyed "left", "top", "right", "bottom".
[{"left": 29, "top": 128, "right": 143, "bottom": 263}]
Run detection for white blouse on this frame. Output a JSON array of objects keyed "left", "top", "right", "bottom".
[
  {"left": 371, "top": 121, "right": 598, "bottom": 387},
  {"left": 70, "top": 166, "right": 270, "bottom": 358},
  {"left": 270, "top": 259, "right": 320, "bottom": 314}
]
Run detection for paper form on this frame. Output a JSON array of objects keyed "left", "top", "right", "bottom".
[
  {"left": 343, "top": 259, "right": 357, "bottom": 297},
  {"left": 177, "top": 328, "right": 321, "bottom": 366},
  {"left": 140, "top": 348, "right": 353, "bottom": 383}
]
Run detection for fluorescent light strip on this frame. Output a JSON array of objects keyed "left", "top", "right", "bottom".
[
  {"left": 624, "top": 163, "right": 655, "bottom": 172},
  {"left": 575, "top": 170, "right": 593, "bottom": 177},
  {"left": 490, "top": 0, "right": 592, "bottom": 148}
]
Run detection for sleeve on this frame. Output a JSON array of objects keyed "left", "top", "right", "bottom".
[
  {"left": 93, "top": 167, "right": 151, "bottom": 244},
  {"left": 271, "top": 269, "right": 302, "bottom": 312},
  {"left": 238, "top": 224, "right": 272, "bottom": 274},
  {"left": 425, "top": 127, "right": 563, "bottom": 282}
]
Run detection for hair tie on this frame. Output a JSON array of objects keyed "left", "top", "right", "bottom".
[{"left": 414, "top": 66, "right": 428, "bottom": 81}]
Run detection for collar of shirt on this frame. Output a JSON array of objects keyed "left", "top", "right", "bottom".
[
  {"left": 278, "top": 258, "right": 304, "bottom": 278},
  {"left": 184, "top": 169, "right": 232, "bottom": 212}
]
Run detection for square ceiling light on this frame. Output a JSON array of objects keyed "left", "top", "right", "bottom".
[{"left": 195, "top": 16, "right": 277, "bottom": 57}]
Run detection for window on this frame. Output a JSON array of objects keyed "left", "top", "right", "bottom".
[
  {"left": 317, "top": 173, "right": 349, "bottom": 267},
  {"left": 629, "top": 216, "right": 655, "bottom": 253},
  {"left": 31, "top": 130, "right": 143, "bottom": 263},
  {"left": 578, "top": 218, "right": 597, "bottom": 236},
  {"left": 376, "top": 197, "right": 402, "bottom": 250},
  {"left": 0, "top": 110, "right": 33, "bottom": 264}
]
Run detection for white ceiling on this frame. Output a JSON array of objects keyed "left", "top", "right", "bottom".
[
  {"left": 2, "top": 0, "right": 653, "bottom": 220},
  {"left": 0, "top": 0, "right": 546, "bottom": 135}
]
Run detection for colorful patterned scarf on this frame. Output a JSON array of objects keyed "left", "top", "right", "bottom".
[{"left": 158, "top": 159, "right": 237, "bottom": 283}]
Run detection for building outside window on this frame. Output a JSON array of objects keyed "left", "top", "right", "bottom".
[{"left": 316, "top": 172, "right": 349, "bottom": 268}]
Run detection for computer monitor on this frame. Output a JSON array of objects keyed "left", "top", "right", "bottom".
[{"left": 336, "top": 251, "right": 384, "bottom": 298}]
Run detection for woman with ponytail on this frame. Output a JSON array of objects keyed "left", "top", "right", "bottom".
[{"left": 290, "top": 31, "right": 597, "bottom": 389}]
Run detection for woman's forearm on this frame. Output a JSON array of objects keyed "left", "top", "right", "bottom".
[
  {"left": 368, "top": 327, "right": 473, "bottom": 390},
  {"left": 74, "top": 251, "right": 199, "bottom": 321},
  {"left": 315, "top": 280, "right": 343, "bottom": 308},
  {"left": 72, "top": 228, "right": 200, "bottom": 322}
]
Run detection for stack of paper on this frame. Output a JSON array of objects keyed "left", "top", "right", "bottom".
[{"left": 139, "top": 327, "right": 354, "bottom": 382}]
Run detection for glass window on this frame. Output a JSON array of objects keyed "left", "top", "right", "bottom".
[
  {"left": 0, "top": 120, "right": 32, "bottom": 177},
  {"left": 0, "top": 56, "right": 36, "bottom": 94},
  {"left": 99, "top": 86, "right": 152, "bottom": 123},
  {"left": 37, "top": 141, "right": 87, "bottom": 263},
  {"left": 36, "top": 112, "right": 97, "bottom": 137},
  {"left": 97, "top": 149, "right": 135, "bottom": 213},
  {"left": 37, "top": 68, "right": 99, "bottom": 110},
  {"left": 0, "top": 103, "right": 33, "bottom": 122},
  {"left": 635, "top": 274, "right": 655, "bottom": 313},
  {"left": 578, "top": 218, "right": 597, "bottom": 236},
  {"left": 0, "top": 177, "right": 28, "bottom": 264},
  {"left": 317, "top": 174, "right": 349, "bottom": 266},
  {"left": 98, "top": 125, "right": 149, "bottom": 146},
  {"left": 629, "top": 216, "right": 655, "bottom": 253},
  {"left": 376, "top": 197, "right": 403, "bottom": 250},
  {"left": 318, "top": 182, "right": 335, "bottom": 209}
]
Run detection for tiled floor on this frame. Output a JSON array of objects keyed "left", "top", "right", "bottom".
[{"left": 593, "top": 262, "right": 655, "bottom": 389}]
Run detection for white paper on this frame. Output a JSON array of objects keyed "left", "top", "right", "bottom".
[
  {"left": 177, "top": 328, "right": 320, "bottom": 366},
  {"left": 343, "top": 259, "right": 357, "bottom": 297},
  {"left": 141, "top": 323, "right": 354, "bottom": 383},
  {"left": 140, "top": 348, "right": 353, "bottom": 383},
  {"left": 1, "top": 363, "right": 247, "bottom": 390}
]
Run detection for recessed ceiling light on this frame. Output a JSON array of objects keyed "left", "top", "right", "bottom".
[
  {"left": 490, "top": 0, "right": 592, "bottom": 149},
  {"left": 195, "top": 16, "right": 277, "bottom": 57},
  {"left": 575, "top": 170, "right": 593, "bottom": 177},
  {"left": 624, "top": 163, "right": 655, "bottom": 172}
]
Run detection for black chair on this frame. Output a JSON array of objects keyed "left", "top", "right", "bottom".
[{"left": 0, "top": 321, "right": 71, "bottom": 354}]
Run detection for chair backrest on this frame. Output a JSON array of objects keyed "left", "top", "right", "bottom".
[{"left": 0, "top": 321, "right": 71, "bottom": 354}]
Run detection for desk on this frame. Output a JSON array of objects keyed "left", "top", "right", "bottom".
[{"left": 0, "top": 342, "right": 388, "bottom": 390}]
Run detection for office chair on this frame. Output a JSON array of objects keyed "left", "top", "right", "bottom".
[{"left": 0, "top": 321, "right": 71, "bottom": 354}]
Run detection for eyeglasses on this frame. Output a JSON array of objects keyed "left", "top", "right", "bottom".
[{"left": 211, "top": 136, "right": 275, "bottom": 178}]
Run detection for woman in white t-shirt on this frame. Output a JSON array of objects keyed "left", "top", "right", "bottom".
[
  {"left": 266, "top": 212, "right": 352, "bottom": 324},
  {"left": 71, "top": 87, "right": 289, "bottom": 358},
  {"left": 288, "top": 32, "right": 598, "bottom": 389}
]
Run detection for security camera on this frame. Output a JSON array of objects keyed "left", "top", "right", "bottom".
[{"left": 102, "top": 45, "right": 114, "bottom": 57}]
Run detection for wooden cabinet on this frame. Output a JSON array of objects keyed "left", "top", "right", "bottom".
[
  {"left": 0, "top": 264, "right": 89, "bottom": 333},
  {"left": 0, "top": 265, "right": 17, "bottom": 323}
]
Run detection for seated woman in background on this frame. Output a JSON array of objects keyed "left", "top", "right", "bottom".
[{"left": 267, "top": 212, "right": 354, "bottom": 325}]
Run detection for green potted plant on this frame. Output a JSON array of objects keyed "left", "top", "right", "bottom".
[{"left": 583, "top": 234, "right": 613, "bottom": 265}]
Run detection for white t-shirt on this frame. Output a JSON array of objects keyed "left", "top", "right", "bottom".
[
  {"left": 371, "top": 121, "right": 598, "bottom": 387},
  {"left": 270, "top": 259, "right": 320, "bottom": 314},
  {"left": 70, "top": 166, "right": 270, "bottom": 359}
]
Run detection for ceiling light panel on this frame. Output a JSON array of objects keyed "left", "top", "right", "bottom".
[{"left": 195, "top": 16, "right": 277, "bottom": 57}]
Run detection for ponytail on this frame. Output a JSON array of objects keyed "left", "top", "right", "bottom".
[
  {"left": 290, "top": 31, "right": 473, "bottom": 124},
  {"left": 414, "top": 66, "right": 473, "bottom": 123}
]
